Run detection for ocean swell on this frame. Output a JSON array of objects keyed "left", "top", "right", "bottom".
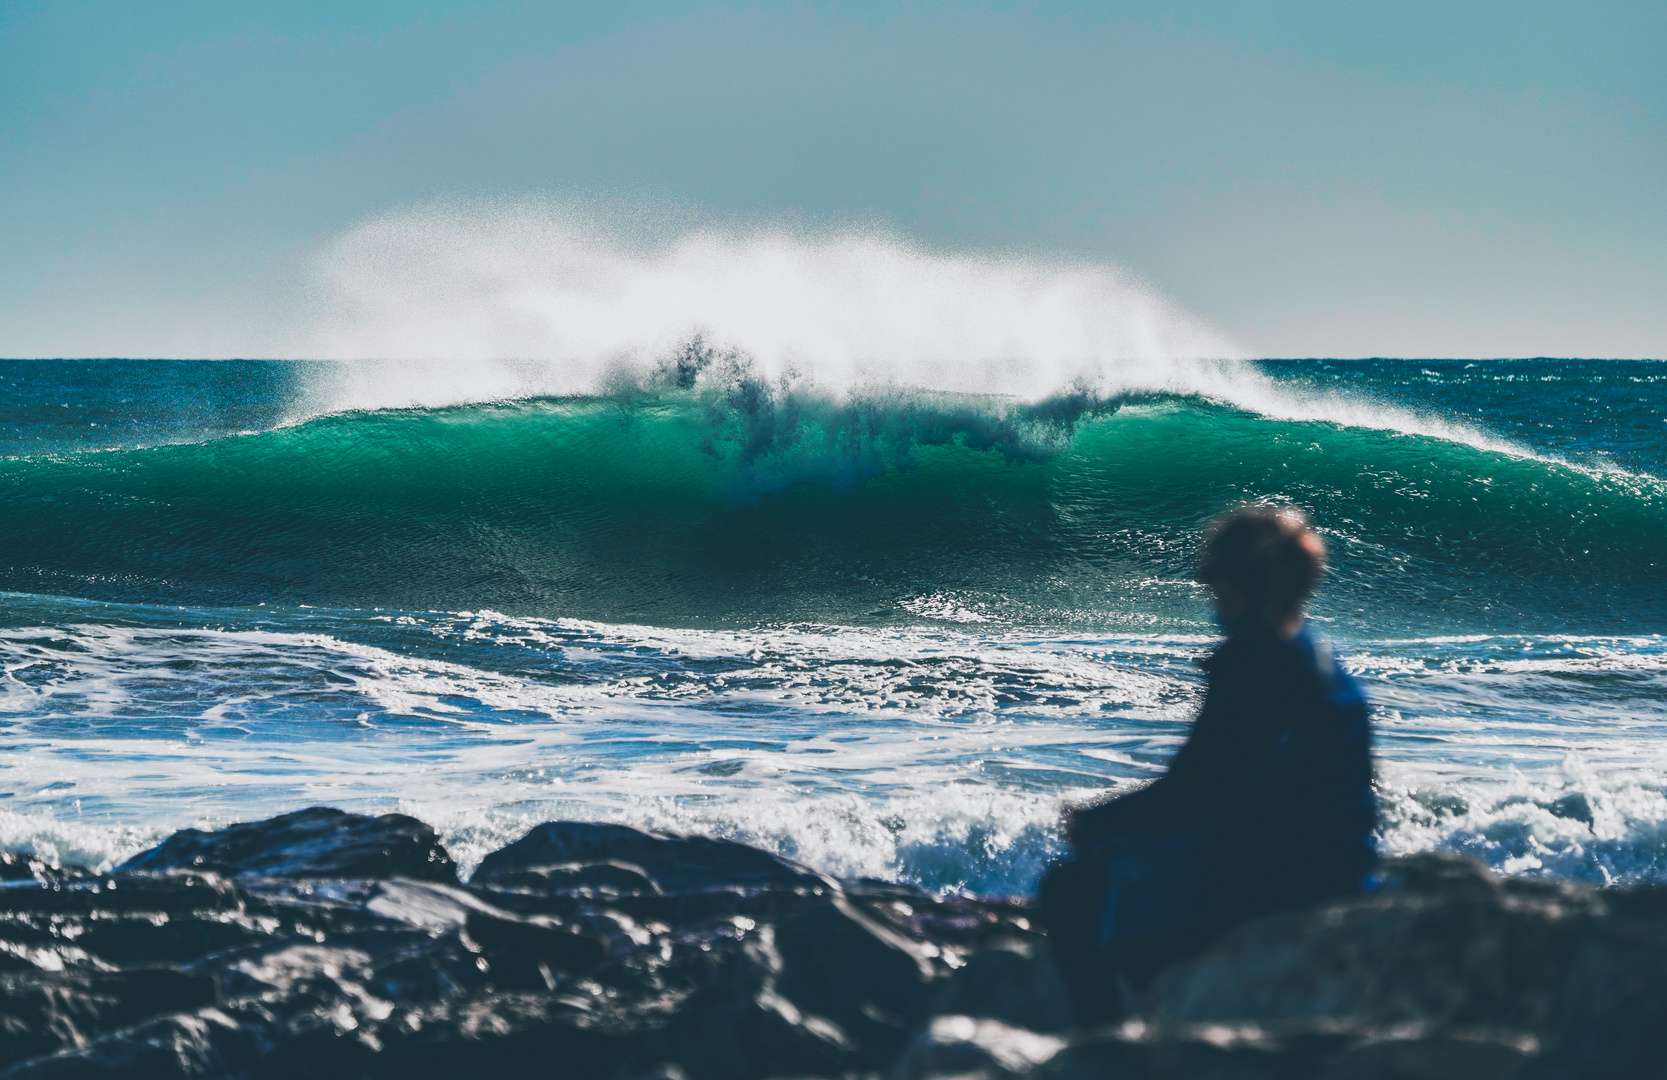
[{"left": 0, "top": 374, "right": 1661, "bottom": 633}]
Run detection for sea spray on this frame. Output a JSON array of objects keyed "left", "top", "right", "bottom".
[{"left": 294, "top": 197, "right": 1247, "bottom": 407}]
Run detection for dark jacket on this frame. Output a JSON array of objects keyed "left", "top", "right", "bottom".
[{"left": 1072, "top": 625, "right": 1375, "bottom": 925}]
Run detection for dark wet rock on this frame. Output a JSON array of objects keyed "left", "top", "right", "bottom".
[
  {"left": 118, "top": 807, "right": 457, "bottom": 882},
  {"left": 1511, "top": 883, "right": 1667, "bottom": 1079},
  {"left": 0, "top": 969, "right": 217, "bottom": 1065},
  {"left": 621, "top": 923, "right": 859, "bottom": 1080},
  {"left": 1140, "top": 854, "right": 1597, "bottom": 1038},
  {"left": 1034, "top": 1022, "right": 1534, "bottom": 1080},
  {"left": 770, "top": 894, "right": 937, "bottom": 1066},
  {"left": 0, "top": 852, "right": 85, "bottom": 886},
  {"left": 464, "top": 908, "right": 609, "bottom": 985},
  {"left": 1039, "top": 1024, "right": 1322, "bottom": 1080},
  {"left": 932, "top": 936, "right": 1073, "bottom": 1034},
  {"left": 481, "top": 859, "right": 665, "bottom": 897},
  {"left": 6, "top": 813, "right": 1667, "bottom": 1078},
  {"left": 1319, "top": 1032, "right": 1536, "bottom": 1080},
  {"left": 472, "top": 820, "right": 821, "bottom": 894},
  {"left": 893, "top": 1015, "right": 1067, "bottom": 1079}
]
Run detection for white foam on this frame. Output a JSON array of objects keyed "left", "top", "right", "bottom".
[
  {"left": 1375, "top": 762, "right": 1667, "bottom": 884},
  {"left": 290, "top": 197, "right": 1250, "bottom": 412},
  {"left": 7, "top": 609, "right": 1667, "bottom": 888},
  {"left": 0, "top": 613, "right": 1202, "bottom": 884}
]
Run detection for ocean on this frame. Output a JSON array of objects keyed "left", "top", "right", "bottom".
[{"left": 1, "top": 354, "right": 1663, "bottom": 893}]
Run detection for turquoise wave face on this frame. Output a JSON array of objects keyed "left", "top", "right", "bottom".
[{"left": 3, "top": 386, "right": 1662, "bottom": 634}]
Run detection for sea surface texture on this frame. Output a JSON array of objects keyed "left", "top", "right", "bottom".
[{"left": 1, "top": 356, "right": 1663, "bottom": 891}]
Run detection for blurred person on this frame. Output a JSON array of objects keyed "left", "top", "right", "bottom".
[{"left": 1040, "top": 504, "right": 1376, "bottom": 1024}]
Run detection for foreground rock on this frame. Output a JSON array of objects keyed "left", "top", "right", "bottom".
[
  {"left": 118, "top": 807, "right": 457, "bottom": 882},
  {"left": 0, "top": 811, "right": 1662, "bottom": 1078}
]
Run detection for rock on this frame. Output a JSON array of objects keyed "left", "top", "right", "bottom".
[
  {"left": 0, "top": 851, "right": 84, "bottom": 886},
  {"left": 6, "top": 810, "right": 1667, "bottom": 1079},
  {"left": 464, "top": 909, "right": 609, "bottom": 986},
  {"left": 623, "top": 924, "right": 858, "bottom": 1080},
  {"left": 2, "top": 1007, "right": 242, "bottom": 1079},
  {"left": 354, "top": 877, "right": 611, "bottom": 985},
  {"left": 932, "top": 937, "right": 1074, "bottom": 1034},
  {"left": 1039, "top": 1022, "right": 1325, "bottom": 1080},
  {"left": 1317, "top": 1032, "right": 1535, "bottom": 1079},
  {"left": 1512, "top": 885, "right": 1667, "bottom": 1078},
  {"left": 118, "top": 807, "right": 458, "bottom": 882},
  {"left": 0, "top": 969, "right": 217, "bottom": 1065},
  {"left": 771, "top": 894, "right": 938, "bottom": 1066},
  {"left": 892, "top": 1015, "right": 1066, "bottom": 1079},
  {"left": 471, "top": 820, "right": 822, "bottom": 894},
  {"left": 614, "top": 889, "right": 964, "bottom": 1080},
  {"left": 361, "top": 876, "right": 505, "bottom": 931},
  {"left": 3, "top": 870, "right": 274, "bottom": 969},
  {"left": 479, "top": 859, "right": 665, "bottom": 897},
  {"left": 1140, "top": 853, "right": 1593, "bottom": 1040}
]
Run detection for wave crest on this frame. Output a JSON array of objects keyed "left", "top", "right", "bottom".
[{"left": 293, "top": 197, "right": 1249, "bottom": 413}]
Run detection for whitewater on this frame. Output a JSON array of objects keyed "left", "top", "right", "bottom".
[{"left": 2, "top": 205, "right": 1664, "bottom": 895}]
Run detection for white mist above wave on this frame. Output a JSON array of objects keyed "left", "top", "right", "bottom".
[
  {"left": 292, "top": 197, "right": 1248, "bottom": 410},
  {"left": 278, "top": 198, "right": 1570, "bottom": 468}
]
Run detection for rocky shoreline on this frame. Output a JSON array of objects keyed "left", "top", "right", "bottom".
[{"left": 0, "top": 807, "right": 1661, "bottom": 1078}]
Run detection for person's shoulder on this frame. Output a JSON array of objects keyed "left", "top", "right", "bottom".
[
  {"left": 1297, "top": 628, "right": 1369, "bottom": 711},
  {"left": 1202, "top": 633, "right": 1257, "bottom": 675},
  {"left": 1294, "top": 627, "right": 1332, "bottom": 672}
]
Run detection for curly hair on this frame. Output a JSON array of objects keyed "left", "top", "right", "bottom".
[{"left": 1196, "top": 504, "right": 1327, "bottom": 626}]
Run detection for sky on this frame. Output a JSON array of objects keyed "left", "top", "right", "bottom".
[{"left": 2, "top": 0, "right": 1663, "bottom": 360}]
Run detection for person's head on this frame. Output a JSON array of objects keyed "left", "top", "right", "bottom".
[{"left": 1196, "top": 504, "right": 1327, "bottom": 636}]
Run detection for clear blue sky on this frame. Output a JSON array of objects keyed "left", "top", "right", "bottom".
[{"left": 3, "top": 1, "right": 1663, "bottom": 358}]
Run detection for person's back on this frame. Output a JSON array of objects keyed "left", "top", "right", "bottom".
[
  {"left": 1042, "top": 504, "right": 1375, "bottom": 1022},
  {"left": 1174, "top": 624, "right": 1373, "bottom": 919}
]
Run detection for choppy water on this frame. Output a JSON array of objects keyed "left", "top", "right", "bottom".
[{"left": 1, "top": 355, "right": 1663, "bottom": 892}]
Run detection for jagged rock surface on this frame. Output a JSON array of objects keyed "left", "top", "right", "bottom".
[
  {"left": 117, "top": 807, "right": 457, "bottom": 883},
  {"left": 0, "top": 810, "right": 1663, "bottom": 1078}
]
